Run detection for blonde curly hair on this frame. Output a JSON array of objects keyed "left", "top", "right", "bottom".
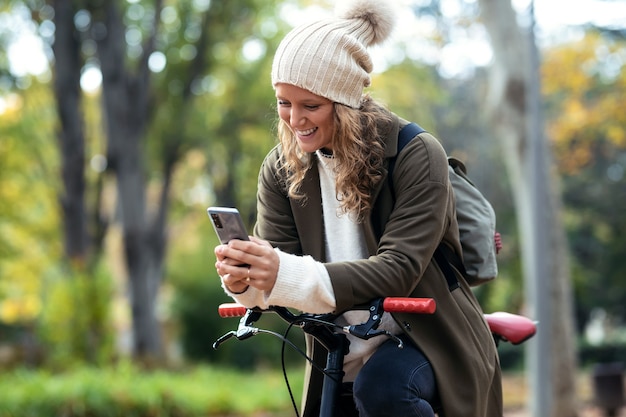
[{"left": 276, "top": 95, "right": 392, "bottom": 222}]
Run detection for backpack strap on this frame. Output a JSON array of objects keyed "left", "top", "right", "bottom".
[
  {"left": 388, "top": 122, "right": 425, "bottom": 201},
  {"left": 394, "top": 123, "right": 461, "bottom": 292},
  {"left": 391, "top": 122, "right": 426, "bottom": 182}
]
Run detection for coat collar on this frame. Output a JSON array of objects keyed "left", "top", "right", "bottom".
[{"left": 383, "top": 115, "right": 403, "bottom": 159}]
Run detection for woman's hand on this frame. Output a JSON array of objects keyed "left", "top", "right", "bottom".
[{"left": 215, "top": 236, "right": 279, "bottom": 293}]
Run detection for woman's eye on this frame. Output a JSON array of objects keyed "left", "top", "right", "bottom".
[
  {"left": 277, "top": 100, "right": 290, "bottom": 106},
  {"left": 305, "top": 105, "right": 319, "bottom": 110}
]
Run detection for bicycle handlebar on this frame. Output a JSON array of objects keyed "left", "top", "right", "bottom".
[
  {"left": 214, "top": 297, "right": 436, "bottom": 351},
  {"left": 382, "top": 297, "right": 436, "bottom": 314},
  {"left": 218, "top": 297, "right": 436, "bottom": 318},
  {"left": 216, "top": 297, "right": 537, "bottom": 349},
  {"left": 218, "top": 303, "right": 249, "bottom": 318}
]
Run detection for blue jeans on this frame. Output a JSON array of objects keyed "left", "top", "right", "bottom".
[{"left": 352, "top": 335, "right": 440, "bottom": 417}]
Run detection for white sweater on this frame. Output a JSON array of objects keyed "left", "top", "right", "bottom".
[{"left": 224, "top": 152, "right": 400, "bottom": 381}]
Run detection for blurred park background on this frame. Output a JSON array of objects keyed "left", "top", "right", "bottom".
[{"left": 1, "top": 0, "right": 625, "bottom": 416}]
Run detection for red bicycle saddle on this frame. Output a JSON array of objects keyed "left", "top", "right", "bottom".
[{"left": 483, "top": 312, "right": 537, "bottom": 345}]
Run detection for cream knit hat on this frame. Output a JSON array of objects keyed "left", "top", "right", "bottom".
[{"left": 271, "top": 0, "right": 396, "bottom": 108}]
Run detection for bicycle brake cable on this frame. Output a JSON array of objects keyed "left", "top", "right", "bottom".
[{"left": 282, "top": 322, "right": 301, "bottom": 417}]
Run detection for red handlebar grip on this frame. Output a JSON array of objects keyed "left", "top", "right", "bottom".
[
  {"left": 383, "top": 298, "right": 436, "bottom": 314},
  {"left": 218, "top": 303, "right": 248, "bottom": 318}
]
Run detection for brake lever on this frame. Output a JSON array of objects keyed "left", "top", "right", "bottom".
[
  {"left": 342, "top": 299, "right": 383, "bottom": 338},
  {"left": 213, "top": 331, "right": 236, "bottom": 349},
  {"left": 213, "top": 308, "right": 262, "bottom": 349},
  {"left": 340, "top": 299, "right": 405, "bottom": 348}
]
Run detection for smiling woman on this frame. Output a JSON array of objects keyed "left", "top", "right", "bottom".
[{"left": 211, "top": 1, "right": 506, "bottom": 416}]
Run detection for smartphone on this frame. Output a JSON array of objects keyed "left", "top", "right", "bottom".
[{"left": 207, "top": 207, "right": 250, "bottom": 244}]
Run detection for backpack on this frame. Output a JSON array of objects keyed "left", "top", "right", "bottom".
[{"left": 391, "top": 122, "right": 499, "bottom": 289}]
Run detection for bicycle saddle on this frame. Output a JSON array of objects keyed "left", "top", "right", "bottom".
[{"left": 483, "top": 312, "right": 537, "bottom": 345}]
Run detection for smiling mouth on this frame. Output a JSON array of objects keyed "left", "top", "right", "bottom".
[{"left": 296, "top": 127, "right": 317, "bottom": 136}]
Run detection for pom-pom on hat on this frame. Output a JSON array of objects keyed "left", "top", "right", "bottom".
[{"left": 271, "top": 0, "right": 396, "bottom": 108}]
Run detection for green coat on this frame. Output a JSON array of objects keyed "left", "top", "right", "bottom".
[{"left": 253, "top": 114, "right": 502, "bottom": 417}]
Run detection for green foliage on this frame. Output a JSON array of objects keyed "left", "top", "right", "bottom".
[
  {"left": 542, "top": 31, "right": 626, "bottom": 328},
  {"left": 0, "top": 363, "right": 304, "bottom": 416},
  {"left": 38, "top": 264, "right": 115, "bottom": 367},
  {"left": 496, "top": 343, "right": 527, "bottom": 372},
  {"left": 371, "top": 59, "right": 445, "bottom": 130},
  {"left": 564, "top": 161, "right": 626, "bottom": 328},
  {"left": 578, "top": 340, "right": 626, "bottom": 368},
  {"left": 0, "top": 81, "right": 60, "bottom": 324}
]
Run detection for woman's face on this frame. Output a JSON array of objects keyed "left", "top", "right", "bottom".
[{"left": 275, "top": 83, "right": 335, "bottom": 153}]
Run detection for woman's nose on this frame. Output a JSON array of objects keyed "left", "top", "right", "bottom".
[{"left": 290, "top": 108, "right": 305, "bottom": 126}]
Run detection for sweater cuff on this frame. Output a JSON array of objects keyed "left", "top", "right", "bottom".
[
  {"left": 264, "top": 249, "right": 336, "bottom": 313},
  {"left": 220, "top": 278, "right": 261, "bottom": 308}
]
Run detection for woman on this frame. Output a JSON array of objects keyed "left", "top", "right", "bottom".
[{"left": 214, "top": 1, "right": 502, "bottom": 416}]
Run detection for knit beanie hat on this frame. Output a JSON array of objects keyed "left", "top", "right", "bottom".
[{"left": 271, "top": 0, "right": 396, "bottom": 108}]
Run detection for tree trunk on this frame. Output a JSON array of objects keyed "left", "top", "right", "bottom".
[
  {"left": 52, "top": 0, "right": 88, "bottom": 263},
  {"left": 477, "top": 1, "right": 578, "bottom": 416},
  {"left": 50, "top": 0, "right": 112, "bottom": 363},
  {"left": 93, "top": 0, "right": 164, "bottom": 358}
]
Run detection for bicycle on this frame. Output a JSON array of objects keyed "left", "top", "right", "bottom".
[{"left": 213, "top": 297, "right": 537, "bottom": 417}]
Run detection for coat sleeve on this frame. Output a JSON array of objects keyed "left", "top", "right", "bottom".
[
  {"left": 326, "top": 133, "right": 455, "bottom": 313},
  {"left": 253, "top": 145, "right": 303, "bottom": 253}
]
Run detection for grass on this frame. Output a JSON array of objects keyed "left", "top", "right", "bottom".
[
  {"left": 0, "top": 363, "right": 305, "bottom": 417},
  {"left": 0, "top": 364, "right": 603, "bottom": 416}
]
